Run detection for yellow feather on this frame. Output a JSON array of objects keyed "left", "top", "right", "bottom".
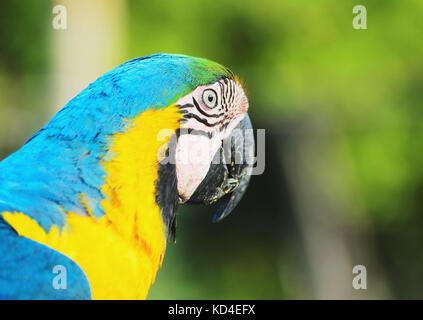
[{"left": 2, "top": 105, "right": 182, "bottom": 299}]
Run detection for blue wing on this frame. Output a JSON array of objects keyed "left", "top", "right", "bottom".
[{"left": 0, "top": 216, "right": 91, "bottom": 300}]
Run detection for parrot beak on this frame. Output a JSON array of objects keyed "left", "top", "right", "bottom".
[{"left": 186, "top": 114, "right": 255, "bottom": 222}]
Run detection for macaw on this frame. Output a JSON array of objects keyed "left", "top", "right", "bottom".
[{"left": 0, "top": 53, "right": 254, "bottom": 300}]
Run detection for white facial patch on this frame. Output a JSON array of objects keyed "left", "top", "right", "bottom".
[{"left": 175, "top": 133, "right": 222, "bottom": 202}]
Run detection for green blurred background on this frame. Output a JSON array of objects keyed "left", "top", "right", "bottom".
[{"left": 1, "top": 0, "right": 423, "bottom": 299}]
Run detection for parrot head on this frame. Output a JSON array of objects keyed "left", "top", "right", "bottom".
[{"left": 145, "top": 54, "right": 254, "bottom": 240}]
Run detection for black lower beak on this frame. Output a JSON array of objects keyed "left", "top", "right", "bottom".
[{"left": 187, "top": 114, "right": 255, "bottom": 222}]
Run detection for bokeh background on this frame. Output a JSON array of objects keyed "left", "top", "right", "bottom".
[{"left": 1, "top": 0, "right": 423, "bottom": 299}]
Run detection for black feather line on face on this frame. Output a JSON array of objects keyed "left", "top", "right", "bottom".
[
  {"left": 192, "top": 97, "right": 224, "bottom": 118},
  {"left": 155, "top": 138, "right": 179, "bottom": 243},
  {"left": 183, "top": 113, "right": 220, "bottom": 127},
  {"left": 177, "top": 128, "right": 213, "bottom": 139}
]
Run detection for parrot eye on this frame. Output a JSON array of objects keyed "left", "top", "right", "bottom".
[{"left": 202, "top": 89, "right": 218, "bottom": 108}]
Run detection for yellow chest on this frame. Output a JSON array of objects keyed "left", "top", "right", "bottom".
[{"left": 2, "top": 106, "right": 182, "bottom": 299}]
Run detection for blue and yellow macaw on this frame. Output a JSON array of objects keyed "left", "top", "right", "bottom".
[{"left": 0, "top": 54, "right": 253, "bottom": 299}]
